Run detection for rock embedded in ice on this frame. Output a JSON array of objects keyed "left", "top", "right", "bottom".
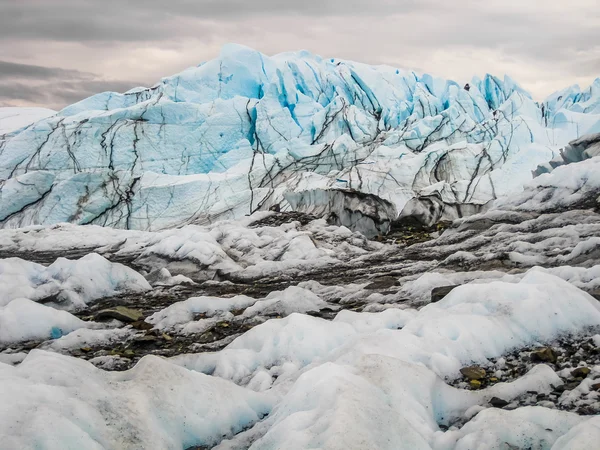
[
  {"left": 431, "top": 284, "right": 460, "bottom": 303},
  {"left": 530, "top": 347, "right": 558, "bottom": 363},
  {"left": 94, "top": 306, "right": 144, "bottom": 323},
  {"left": 364, "top": 276, "right": 398, "bottom": 290},
  {"left": 460, "top": 366, "right": 487, "bottom": 381},
  {"left": 571, "top": 367, "right": 592, "bottom": 378},
  {"left": 489, "top": 397, "right": 510, "bottom": 408}
]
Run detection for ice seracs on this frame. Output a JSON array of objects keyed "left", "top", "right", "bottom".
[{"left": 1, "top": 44, "right": 599, "bottom": 231}]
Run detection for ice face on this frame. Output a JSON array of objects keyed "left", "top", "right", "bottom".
[{"left": 0, "top": 44, "right": 599, "bottom": 231}]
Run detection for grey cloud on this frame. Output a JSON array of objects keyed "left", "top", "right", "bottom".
[
  {"left": 0, "top": 60, "right": 95, "bottom": 80},
  {"left": 0, "top": 0, "right": 598, "bottom": 107},
  {"left": 0, "top": 59, "right": 140, "bottom": 109},
  {"left": 0, "top": 79, "right": 140, "bottom": 109},
  {"left": 0, "top": 0, "right": 425, "bottom": 42}
]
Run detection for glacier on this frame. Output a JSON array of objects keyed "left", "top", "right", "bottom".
[
  {"left": 0, "top": 44, "right": 599, "bottom": 232},
  {"left": 1, "top": 43, "right": 600, "bottom": 450}
]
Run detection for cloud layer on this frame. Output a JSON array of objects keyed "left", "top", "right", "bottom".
[{"left": 1, "top": 0, "right": 599, "bottom": 109}]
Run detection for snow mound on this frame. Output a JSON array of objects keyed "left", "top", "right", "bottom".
[
  {"left": 148, "top": 286, "right": 330, "bottom": 335},
  {"left": 2, "top": 269, "right": 600, "bottom": 448},
  {"left": 0, "top": 253, "right": 151, "bottom": 310},
  {"left": 0, "top": 351, "right": 275, "bottom": 449},
  {"left": 0, "top": 298, "right": 88, "bottom": 344},
  {"left": 147, "top": 294, "right": 258, "bottom": 333},
  {"left": 240, "top": 286, "right": 328, "bottom": 318}
]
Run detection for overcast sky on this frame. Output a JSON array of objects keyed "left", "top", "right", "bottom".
[{"left": 1, "top": 0, "right": 599, "bottom": 110}]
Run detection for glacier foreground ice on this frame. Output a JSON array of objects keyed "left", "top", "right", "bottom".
[
  {"left": 1, "top": 269, "right": 600, "bottom": 449},
  {"left": 0, "top": 44, "right": 599, "bottom": 231}
]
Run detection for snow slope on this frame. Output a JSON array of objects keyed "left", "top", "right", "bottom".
[
  {"left": 0, "top": 44, "right": 599, "bottom": 231},
  {"left": 0, "top": 107, "right": 55, "bottom": 135}
]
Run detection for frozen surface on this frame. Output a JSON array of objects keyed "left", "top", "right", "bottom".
[
  {"left": 1, "top": 269, "right": 596, "bottom": 448},
  {"left": 1, "top": 45, "right": 599, "bottom": 231}
]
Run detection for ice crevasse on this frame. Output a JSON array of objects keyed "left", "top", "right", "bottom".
[{"left": 0, "top": 44, "right": 599, "bottom": 230}]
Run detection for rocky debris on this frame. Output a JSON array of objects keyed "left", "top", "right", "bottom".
[
  {"left": 364, "top": 276, "right": 398, "bottom": 290},
  {"left": 384, "top": 218, "right": 452, "bottom": 246},
  {"left": 439, "top": 332, "right": 600, "bottom": 436},
  {"left": 449, "top": 332, "right": 600, "bottom": 415},
  {"left": 94, "top": 306, "right": 144, "bottom": 323},
  {"left": 248, "top": 211, "right": 318, "bottom": 228},
  {"left": 530, "top": 347, "right": 558, "bottom": 363},
  {"left": 431, "top": 285, "right": 460, "bottom": 303},
  {"left": 489, "top": 397, "right": 509, "bottom": 408},
  {"left": 285, "top": 188, "right": 398, "bottom": 238},
  {"left": 460, "top": 365, "right": 486, "bottom": 380}
]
